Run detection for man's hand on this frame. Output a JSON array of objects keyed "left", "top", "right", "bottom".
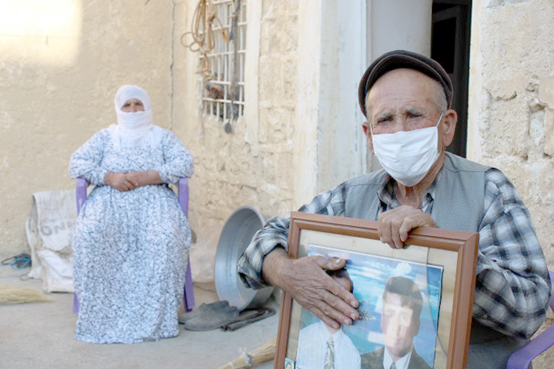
[
  {"left": 377, "top": 205, "right": 436, "bottom": 249},
  {"left": 104, "top": 172, "right": 136, "bottom": 191},
  {"left": 262, "top": 248, "right": 359, "bottom": 329}
]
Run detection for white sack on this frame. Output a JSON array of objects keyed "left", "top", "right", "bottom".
[{"left": 25, "top": 190, "right": 76, "bottom": 293}]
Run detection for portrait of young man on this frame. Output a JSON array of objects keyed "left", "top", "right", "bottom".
[{"left": 362, "top": 276, "right": 431, "bottom": 369}]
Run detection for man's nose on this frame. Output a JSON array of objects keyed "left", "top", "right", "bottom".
[
  {"left": 389, "top": 316, "right": 401, "bottom": 333},
  {"left": 391, "top": 118, "right": 411, "bottom": 133}
]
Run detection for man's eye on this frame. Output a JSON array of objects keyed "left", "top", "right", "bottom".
[{"left": 407, "top": 112, "right": 422, "bottom": 118}]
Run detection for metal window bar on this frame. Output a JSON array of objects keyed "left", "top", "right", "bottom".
[{"left": 200, "top": 0, "right": 246, "bottom": 122}]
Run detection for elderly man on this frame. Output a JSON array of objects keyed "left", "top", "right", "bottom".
[
  {"left": 362, "top": 276, "right": 430, "bottom": 369},
  {"left": 238, "top": 50, "right": 551, "bottom": 368}
]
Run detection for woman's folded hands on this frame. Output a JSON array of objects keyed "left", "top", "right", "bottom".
[{"left": 105, "top": 170, "right": 162, "bottom": 191}]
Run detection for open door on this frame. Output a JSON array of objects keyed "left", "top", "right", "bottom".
[{"left": 432, "top": 1, "right": 472, "bottom": 157}]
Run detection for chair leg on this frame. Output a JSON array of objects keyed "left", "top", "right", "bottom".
[
  {"left": 184, "top": 258, "right": 195, "bottom": 312},
  {"left": 73, "top": 293, "right": 80, "bottom": 314}
]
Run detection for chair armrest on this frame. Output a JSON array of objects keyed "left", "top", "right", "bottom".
[
  {"left": 506, "top": 325, "right": 554, "bottom": 369},
  {"left": 178, "top": 178, "right": 189, "bottom": 217},
  {"left": 76, "top": 178, "right": 88, "bottom": 215}
]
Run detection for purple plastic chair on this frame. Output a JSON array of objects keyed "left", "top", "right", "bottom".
[
  {"left": 506, "top": 270, "right": 554, "bottom": 369},
  {"left": 73, "top": 177, "right": 195, "bottom": 313}
]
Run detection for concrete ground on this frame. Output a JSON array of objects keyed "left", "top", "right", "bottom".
[
  {"left": 0, "top": 266, "right": 277, "bottom": 369},
  {"left": 2, "top": 264, "right": 553, "bottom": 369}
]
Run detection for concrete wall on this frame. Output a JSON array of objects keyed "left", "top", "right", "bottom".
[
  {"left": 0, "top": 1, "right": 175, "bottom": 256},
  {"left": 468, "top": 0, "right": 554, "bottom": 267}
]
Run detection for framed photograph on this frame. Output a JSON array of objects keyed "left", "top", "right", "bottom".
[{"left": 274, "top": 212, "right": 479, "bottom": 369}]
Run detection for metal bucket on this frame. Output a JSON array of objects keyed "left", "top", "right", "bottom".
[{"left": 214, "top": 206, "right": 274, "bottom": 311}]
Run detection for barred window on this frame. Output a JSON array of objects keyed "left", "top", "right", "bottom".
[{"left": 201, "top": 0, "right": 246, "bottom": 125}]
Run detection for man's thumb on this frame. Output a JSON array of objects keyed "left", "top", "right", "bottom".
[{"left": 314, "top": 256, "right": 346, "bottom": 271}]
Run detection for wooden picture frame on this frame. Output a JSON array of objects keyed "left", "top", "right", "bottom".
[{"left": 274, "top": 212, "right": 479, "bottom": 369}]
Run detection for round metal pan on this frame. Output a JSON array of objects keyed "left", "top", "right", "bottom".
[{"left": 214, "top": 206, "right": 274, "bottom": 311}]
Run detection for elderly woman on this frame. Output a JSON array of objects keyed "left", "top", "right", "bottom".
[{"left": 69, "top": 85, "right": 194, "bottom": 343}]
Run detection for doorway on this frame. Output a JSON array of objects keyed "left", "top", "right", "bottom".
[{"left": 432, "top": 0, "right": 472, "bottom": 157}]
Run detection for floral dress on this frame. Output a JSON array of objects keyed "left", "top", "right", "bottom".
[{"left": 69, "top": 127, "right": 194, "bottom": 343}]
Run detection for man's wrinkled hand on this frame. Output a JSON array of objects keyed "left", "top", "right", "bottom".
[
  {"left": 263, "top": 248, "right": 359, "bottom": 329},
  {"left": 377, "top": 205, "right": 436, "bottom": 249}
]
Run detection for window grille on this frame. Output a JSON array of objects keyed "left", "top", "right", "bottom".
[{"left": 201, "top": 0, "right": 246, "bottom": 125}]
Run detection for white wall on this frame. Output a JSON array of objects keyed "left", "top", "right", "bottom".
[
  {"left": 370, "top": 0, "right": 433, "bottom": 59},
  {"left": 316, "top": 0, "right": 368, "bottom": 194}
]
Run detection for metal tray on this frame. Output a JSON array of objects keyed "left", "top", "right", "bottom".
[{"left": 214, "top": 206, "right": 274, "bottom": 311}]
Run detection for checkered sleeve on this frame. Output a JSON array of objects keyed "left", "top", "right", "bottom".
[
  {"left": 237, "top": 183, "right": 348, "bottom": 289},
  {"left": 472, "top": 169, "right": 551, "bottom": 339}
]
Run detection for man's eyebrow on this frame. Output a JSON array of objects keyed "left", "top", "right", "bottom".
[
  {"left": 405, "top": 107, "right": 423, "bottom": 115},
  {"left": 375, "top": 112, "right": 393, "bottom": 121}
]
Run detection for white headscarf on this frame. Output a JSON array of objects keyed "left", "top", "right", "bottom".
[{"left": 109, "top": 85, "right": 162, "bottom": 148}]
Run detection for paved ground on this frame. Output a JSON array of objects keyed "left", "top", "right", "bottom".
[
  {"left": 2, "top": 263, "right": 553, "bottom": 369},
  {"left": 0, "top": 265, "right": 277, "bottom": 369}
]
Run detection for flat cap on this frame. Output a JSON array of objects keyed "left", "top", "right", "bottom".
[{"left": 358, "top": 50, "right": 453, "bottom": 117}]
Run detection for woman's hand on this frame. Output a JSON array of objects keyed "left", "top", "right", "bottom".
[
  {"left": 104, "top": 173, "right": 136, "bottom": 191},
  {"left": 105, "top": 171, "right": 162, "bottom": 191},
  {"left": 126, "top": 171, "right": 162, "bottom": 187}
]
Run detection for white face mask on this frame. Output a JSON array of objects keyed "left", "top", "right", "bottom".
[{"left": 371, "top": 114, "right": 443, "bottom": 187}]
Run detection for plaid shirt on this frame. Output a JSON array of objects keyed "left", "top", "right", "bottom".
[{"left": 238, "top": 168, "right": 551, "bottom": 339}]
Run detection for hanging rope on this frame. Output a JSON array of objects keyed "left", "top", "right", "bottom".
[{"left": 181, "top": 0, "right": 228, "bottom": 80}]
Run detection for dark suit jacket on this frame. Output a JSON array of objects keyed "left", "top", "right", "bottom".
[{"left": 361, "top": 347, "right": 431, "bottom": 369}]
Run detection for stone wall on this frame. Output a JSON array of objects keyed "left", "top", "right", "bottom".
[
  {"left": 468, "top": 0, "right": 554, "bottom": 268},
  {"left": 172, "top": 0, "right": 301, "bottom": 281},
  {"left": 0, "top": 1, "right": 174, "bottom": 256},
  {"left": 0, "top": 0, "right": 305, "bottom": 279}
]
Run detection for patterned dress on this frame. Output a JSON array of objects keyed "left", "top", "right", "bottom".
[{"left": 69, "top": 127, "right": 194, "bottom": 343}]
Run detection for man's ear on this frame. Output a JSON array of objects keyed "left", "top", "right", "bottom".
[
  {"left": 362, "top": 122, "right": 374, "bottom": 152},
  {"left": 441, "top": 109, "right": 458, "bottom": 148}
]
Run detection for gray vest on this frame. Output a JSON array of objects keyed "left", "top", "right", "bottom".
[
  {"left": 344, "top": 153, "right": 525, "bottom": 360},
  {"left": 344, "top": 152, "right": 489, "bottom": 232}
]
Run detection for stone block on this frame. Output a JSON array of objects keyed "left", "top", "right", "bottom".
[
  {"left": 544, "top": 109, "right": 554, "bottom": 157},
  {"left": 487, "top": 79, "right": 524, "bottom": 101},
  {"left": 480, "top": 96, "right": 529, "bottom": 158},
  {"left": 258, "top": 106, "right": 272, "bottom": 144},
  {"left": 538, "top": 77, "right": 554, "bottom": 108}
]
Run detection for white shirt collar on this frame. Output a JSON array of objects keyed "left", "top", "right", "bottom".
[{"left": 383, "top": 346, "right": 413, "bottom": 369}]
